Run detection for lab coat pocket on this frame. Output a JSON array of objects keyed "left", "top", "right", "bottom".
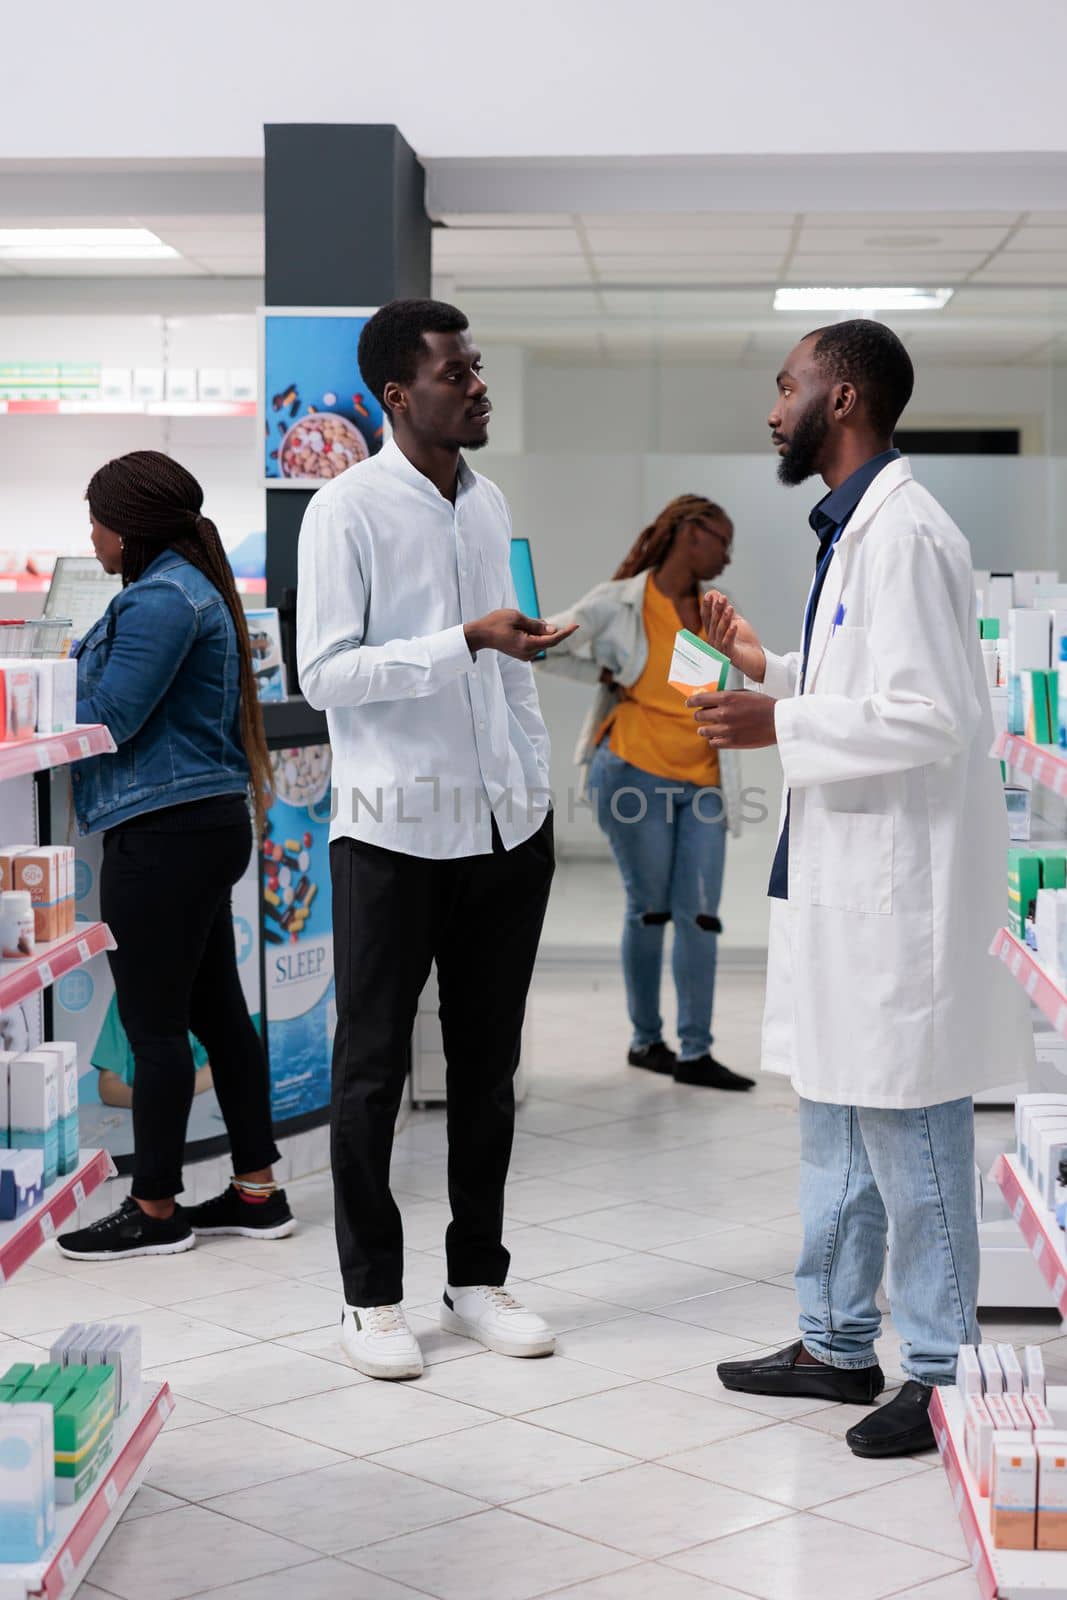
[
  {"left": 818, "top": 624, "right": 874, "bottom": 697},
  {"left": 808, "top": 807, "right": 894, "bottom": 916}
]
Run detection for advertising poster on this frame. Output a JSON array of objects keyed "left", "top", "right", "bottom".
[
  {"left": 245, "top": 608, "right": 287, "bottom": 702},
  {"left": 260, "top": 307, "right": 383, "bottom": 487},
  {"left": 262, "top": 745, "right": 335, "bottom": 1125},
  {"left": 50, "top": 775, "right": 263, "bottom": 1170}
]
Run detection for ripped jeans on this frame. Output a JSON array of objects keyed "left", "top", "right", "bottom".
[{"left": 590, "top": 744, "right": 726, "bottom": 1062}]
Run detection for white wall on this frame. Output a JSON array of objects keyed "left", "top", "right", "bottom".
[
  {"left": 482, "top": 441, "right": 1067, "bottom": 952},
  {"left": 0, "top": 318, "right": 1062, "bottom": 950},
  {"left": 524, "top": 361, "right": 1056, "bottom": 455},
  {"left": 5, "top": 1, "right": 1067, "bottom": 160}
]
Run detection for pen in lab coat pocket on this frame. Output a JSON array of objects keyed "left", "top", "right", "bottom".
[{"left": 832, "top": 602, "right": 846, "bottom": 636}]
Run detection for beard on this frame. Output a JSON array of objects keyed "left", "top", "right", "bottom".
[{"left": 777, "top": 399, "right": 829, "bottom": 486}]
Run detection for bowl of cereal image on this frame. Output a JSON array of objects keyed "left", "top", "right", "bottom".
[{"left": 278, "top": 411, "right": 369, "bottom": 480}]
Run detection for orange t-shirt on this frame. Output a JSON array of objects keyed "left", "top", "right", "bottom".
[{"left": 603, "top": 577, "right": 721, "bottom": 788}]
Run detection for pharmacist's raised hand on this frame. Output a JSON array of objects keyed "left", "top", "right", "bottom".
[
  {"left": 465, "top": 610, "right": 579, "bottom": 662},
  {"left": 701, "top": 591, "right": 766, "bottom": 684}
]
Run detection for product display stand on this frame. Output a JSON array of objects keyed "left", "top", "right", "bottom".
[
  {"left": 992, "top": 1153, "right": 1067, "bottom": 1317},
  {"left": 0, "top": 1384, "right": 174, "bottom": 1600},
  {"left": 994, "top": 734, "right": 1067, "bottom": 796},
  {"left": 0, "top": 729, "right": 114, "bottom": 786},
  {"left": 993, "top": 929, "right": 1067, "bottom": 1042},
  {"left": 0, "top": 924, "right": 116, "bottom": 1014},
  {"left": 0, "top": 1149, "right": 114, "bottom": 1286},
  {"left": 933, "top": 1383, "right": 1067, "bottom": 1600},
  {"left": 0, "top": 724, "right": 173, "bottom": 1598}
]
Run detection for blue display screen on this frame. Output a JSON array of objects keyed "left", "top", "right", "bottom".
[{"left": 509, "top": 537, "right": 541, "bottom": 621}]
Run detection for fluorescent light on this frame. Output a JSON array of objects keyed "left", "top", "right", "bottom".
[
  {"left": 774, "top": 286, "right": 954, "bottom": 312},
  {"left": 0, "top": 228, "right": 180, "bottom": 262}
]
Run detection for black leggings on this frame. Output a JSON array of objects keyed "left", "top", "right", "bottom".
[{"left": 100, "top": 813, "right": 280, "bottom": 1200}]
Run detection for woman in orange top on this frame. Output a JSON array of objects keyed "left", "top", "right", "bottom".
[{"left": 542, "top": 495, "right": 753, "bottom": 1091}]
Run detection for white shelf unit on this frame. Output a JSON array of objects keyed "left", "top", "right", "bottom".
[
  {"left": 0, "top": 1149, "right": 114, "bottom": 1287},
  {"left": 0, "top": 720, "right": 174, "bottom": 1596},
  {"left": 0, "top": 729, "right": 115, "bottom": 786},
  {"left": 0, "top": 1384, "right": 174, "bottom": 1600},
  {"left": 933, "top": 1382, "right": 1067, "bottom": 1600}
]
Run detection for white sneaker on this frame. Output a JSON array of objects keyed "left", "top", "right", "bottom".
[
  {"left": 441, "top": 1284, "right": 556, "bottom": 1358},
  {"left": 340, "top": 1303, "right": 424, "bottom": 1380}
]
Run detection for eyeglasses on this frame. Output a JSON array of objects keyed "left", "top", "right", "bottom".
[{"left": 701, "top": 524, "right": 734, "bottom": 554}]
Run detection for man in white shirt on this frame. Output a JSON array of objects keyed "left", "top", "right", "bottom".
[{"left": 297, "top": 299, "right": 576, "bottom": 1380}]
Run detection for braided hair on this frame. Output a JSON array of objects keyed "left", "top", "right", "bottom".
[
  {"left": 85, "top": 451, "right": 272, "bottom": 834},
  {"left": 613, "top": 494, "right": 730, "bottom": 580}
]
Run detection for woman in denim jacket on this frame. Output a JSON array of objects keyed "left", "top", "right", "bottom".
[{"left": 58, "top": 452, "right": 297, "bottom": 1262}]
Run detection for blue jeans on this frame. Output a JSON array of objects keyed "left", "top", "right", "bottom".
[
  {"left": 796, "top": 1096, "right": 980, "bottom": 1386},
  {"left": 590, "top": 744, "right": 726, "bottom": 1061}
]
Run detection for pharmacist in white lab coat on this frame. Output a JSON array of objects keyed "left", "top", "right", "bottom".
[{"left": 690, "top": 320, "right": 1032, "bottom": 1460}]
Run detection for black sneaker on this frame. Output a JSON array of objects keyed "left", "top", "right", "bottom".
[
  {"left": 627, "top": 1041, "right": 677, "bottom": 1074},
  {"left": 674, "top": 1054, "right": 755, "bottom": 1091},
  {"left": 56, "top": 1197, "right": 195, "bottom": 1262},
  {"left": 185, "top": 1183, "right": 297, "bottom": 1240}
]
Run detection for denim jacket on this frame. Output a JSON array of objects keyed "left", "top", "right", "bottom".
[{"left": 72, "top": 550, "right": 249, "bottom": 834}]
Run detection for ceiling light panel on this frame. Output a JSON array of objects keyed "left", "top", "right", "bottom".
[
  {"left": 774, "top": 287, "right": 954, "bottom": 311},
  {"left": 0, "top": 228, "right": 179, "bottom": 261}
]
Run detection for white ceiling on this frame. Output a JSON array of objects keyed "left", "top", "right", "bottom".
[
  {"left": 1, "top": 203, "right": 1066, "bottom": 364},
  {"left": 432, "top": 211, "right": 1067, "bottom": 365}
]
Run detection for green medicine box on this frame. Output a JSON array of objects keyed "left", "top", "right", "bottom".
[
  {"left": 1008, "top": 850, "right": 1044, "bottom": 935},
  {"left": 1044, "top": 854, "right": 1067, "bottom": 890},
  {"left": 0, "top": 1363, "right": 35, "bottom": 1389}
]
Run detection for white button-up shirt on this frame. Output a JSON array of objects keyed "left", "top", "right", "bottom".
[{"left": 296, "top": 439, "right": 551, "bottom": 859}]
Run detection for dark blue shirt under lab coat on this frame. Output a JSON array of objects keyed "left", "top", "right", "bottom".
[{"left": 767, "top": 449, "right": 901, "bottom": 900}]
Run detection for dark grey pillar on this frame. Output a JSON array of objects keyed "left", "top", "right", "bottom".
[{"left": 263, "top": 124, "right": 431, "bottom": 642}]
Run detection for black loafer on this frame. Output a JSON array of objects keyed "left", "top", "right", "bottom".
[
  {"left": 845, "top": 1379, "right": 937, "bottom": 1458},
  {"left": 717, "top": 1340, "right": 885, "bottom": 1404},
  {"left": 628, "top": 1041, "right": 677, "bottom": 1074},
  {"left": 675, "top": 1054, "right": 755, "bottom": 1091}
]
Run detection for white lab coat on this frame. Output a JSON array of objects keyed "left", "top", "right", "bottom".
[{"left": 758, "top": 456, "right": 1033, "bottom": 1109}]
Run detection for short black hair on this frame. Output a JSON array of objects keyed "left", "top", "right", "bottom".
[
  {"left": 805, "top": 319, "right": 915, "bottom": 437},
  {"left": 357, "top": 298, "right": 470, "bottom": 410}
]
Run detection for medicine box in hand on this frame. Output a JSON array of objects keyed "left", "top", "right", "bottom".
[{"left": 668, "top": 629, "right": 731, "bottom": 697}]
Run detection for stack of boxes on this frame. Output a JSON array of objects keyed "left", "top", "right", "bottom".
[
  {"left": 0, "top": 657, "right": 77, "bottom": 742},
  {"left": 0, "top": 1322, "right": 142, "bottom": 1557},
  {"left": 958, "top": 1341, "right": 1067, "bottom": 1549},
  {"left": 0, "top": 846, "right": 76, "bottom": 944},
  {"left": 1008, "top": 847, "right": 1066, "bottom": 943},
  {"left": 0, "top": 1361, "right": 116, "bottom": 1508},
  {"left": 0, "top": 1042, "right": 80, "bottom": 1212},
  {"left": 1016, "top": 1095, "right": 1067, "bottom": 1213}
]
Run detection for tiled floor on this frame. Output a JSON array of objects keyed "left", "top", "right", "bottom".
[{"left": 3, "top": 965, "right": 1061, "bottom": 1600}]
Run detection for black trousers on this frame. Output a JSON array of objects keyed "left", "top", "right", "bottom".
[
  {"left": 101, "top": 814, "right": 281, "bottom": 1200},
  {"left": 330, "top": 813, "right": 555, "bottom": 1305}
]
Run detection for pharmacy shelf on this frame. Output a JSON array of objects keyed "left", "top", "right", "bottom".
[
  {"left": 995, "top": 733, "right": 1067, "bottom": 795},
  {"left": 0, "top": 399, "right": 256, "bottom": 419},
  {"left": 0, "top": 576, "right": 265, "bottom": 598},
  {"left": 932, "top": 1382, "right": 1067, "bottom": 1600},
  {"left": 0, "top": 923, "right": 115, "bottom": 1014},
  {"left": 0, "top": 1150, "right": 115, "bottom": 1288},
  {"left": 992, "top": 929, "right": 1067, "bottom": 1040},
  {"left": 0, "top": 727, "right": 115, "bottom": 785},
  {"left": 992, "top": 1152, "right": 1067, "bottom": 1319},
  {"left": 0, "top": 1382, "right": 174, "bottom": 1600}
]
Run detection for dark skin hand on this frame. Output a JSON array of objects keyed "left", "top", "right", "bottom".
[
  {"left": 687, "top": 688, "right": 779, "bottom": 748},
  {"left": 382, "top": 326, "right": 578, "bottom": 661}
]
